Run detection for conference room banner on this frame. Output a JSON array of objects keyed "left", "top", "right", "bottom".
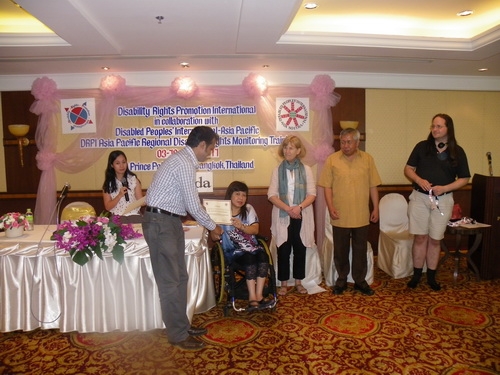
[
  {"left": 78, "top": 103, "right": 290, "bottom": 175},
  {"left": 30, "top": 74, "right": 340, "bottom": 223}
]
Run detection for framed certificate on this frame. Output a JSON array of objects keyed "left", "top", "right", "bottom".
[{"left": 203, "top": 199, "right": 232, "bottom": 224}]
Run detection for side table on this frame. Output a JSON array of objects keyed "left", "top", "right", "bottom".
[{"left": 438, "top": 225, "right": 489, "bottom": 282}]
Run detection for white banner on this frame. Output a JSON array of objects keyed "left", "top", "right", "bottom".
[{"left": 196, "top": 171, "right": 213, "bottom": 192}]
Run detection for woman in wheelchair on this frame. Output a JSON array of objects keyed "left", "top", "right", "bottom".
[{"left": 220, "top": 181, "right": 274, "bottom": 312}]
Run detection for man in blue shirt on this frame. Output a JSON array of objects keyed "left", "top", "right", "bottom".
[{"left": 143, "top": 126, "right": 223, "bottom": 350}]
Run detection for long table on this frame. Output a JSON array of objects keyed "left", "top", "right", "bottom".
[{"left": 0, "top": 224, "right": 215, "bottom": 333}]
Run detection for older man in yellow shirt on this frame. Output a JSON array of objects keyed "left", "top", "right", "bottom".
[{"left": 319, "top": 128, "right": 382, "bottom": 296}]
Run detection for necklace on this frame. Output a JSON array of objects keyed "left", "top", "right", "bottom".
[{"left": 437, "top": 142, "right": 446, "bottom": 149}]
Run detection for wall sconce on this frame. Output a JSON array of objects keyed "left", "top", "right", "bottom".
[
  {"left": 339, "top": 121, "right": 359, "bottom": 129},
  {"left": 8, "top": 124, "right": 30, "bottom": 167}
]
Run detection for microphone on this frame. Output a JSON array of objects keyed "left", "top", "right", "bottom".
[
  {"left": 486, "top": 152, "right": 493, "bottom": 176},
  {"left": 121, "top": 178, "right": 130, "bottom": 202},
  {"left": 59, "top": 182, "right": 71, "bottom": 201}
]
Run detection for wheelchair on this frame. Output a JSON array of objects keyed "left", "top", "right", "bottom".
[{"left": 211, "top": 236, "right": 278, "bottom": 316}]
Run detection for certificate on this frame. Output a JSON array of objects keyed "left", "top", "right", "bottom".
[{"left": 203, "top": 199, "right": 232, "bottom": 224}]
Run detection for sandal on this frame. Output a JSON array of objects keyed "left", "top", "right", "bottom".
[
  {"left": 247, "top": 300, "right": 260, "bottom": 312},
  {"left": 295, "top": 284, "right": 307, "bottom": 294},
  {"left": 278, "top": 286, "right": 288, "bottom": 296},
  {"left": 258, "top": 299, "right": 274, "bottom": 310}
]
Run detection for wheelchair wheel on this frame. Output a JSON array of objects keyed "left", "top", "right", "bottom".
[
  {"left": 256, "top": 235, "right": 277, "bottom": 308},
  {"left": 211, "top": 235, "right": 278, "bottom": 316},
  {"left": 210, "top": 242, "right": 226, "bottom": 305}
]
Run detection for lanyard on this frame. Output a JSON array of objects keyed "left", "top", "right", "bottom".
[{"left": 429, "top": 189, "right": 444, "bottom": 216}]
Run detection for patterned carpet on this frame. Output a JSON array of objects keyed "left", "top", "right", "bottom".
[{"left": 1, "top": 257, "right": 499, "bottom": 375}]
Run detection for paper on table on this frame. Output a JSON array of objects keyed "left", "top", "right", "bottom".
[
  {"left": 203, "top": 199, "right": 232, "bottom": 224},
  {"left": 459, "top": 222, "right": 491, "bottom": 229},
  {"left": 122, "top": 196, "right": 146, "bottom": 215}
]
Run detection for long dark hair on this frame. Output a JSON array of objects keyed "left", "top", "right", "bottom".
[
  {"left": 102, "top": 150, "right": 138, "bottom": 193},
  {"left": 224, "top": 181, "right": 249, "bottom": 221},
  {"left": 426, "top": 113, "right": 460, "bottom": 166}
]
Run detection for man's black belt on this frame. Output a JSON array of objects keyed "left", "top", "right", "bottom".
[
  {"left": 146, "top": 206, "right": 180, "bottom": 217},
  {"left": 414, "top": 188, "right": 451, "bottom": 196}
]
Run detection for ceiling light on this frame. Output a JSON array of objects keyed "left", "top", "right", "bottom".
[
  {"left": 478, "top": 68, "right": 488, "bottom": 72},
  {"left": 457, "top": 10, "right": 473, "bottom": 17},
  {"left": 304, "top": 3, "right": 317, "bottom": 10},
  {"left": 101, "top": 66, "right": 110, "bottom": 70},
  {"left": 262, "top": 64, "right": 270, "bottom": 68},
  {"left": 156, "top": 16, "right": 164, "bottom": 24},
  {"left": 180, "top": 62, "right": 190, "bottom": 68}
]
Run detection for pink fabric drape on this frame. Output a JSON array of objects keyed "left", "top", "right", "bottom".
[{"left": 30, "top": 74, "right": 341, "bottom": 243}]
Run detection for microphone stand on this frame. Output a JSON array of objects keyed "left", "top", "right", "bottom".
[{"left": 56, "top": 184, "right": 70, "bottom": 225}]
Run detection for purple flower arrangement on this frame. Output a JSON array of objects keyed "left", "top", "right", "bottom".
[{"left": 52, "top": 213, "right": 142, "bottom": 266}]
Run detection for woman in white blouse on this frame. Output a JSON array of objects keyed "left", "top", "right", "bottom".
[
  {"left": 102, "top": 150, "right": 143, "bottom": 216},
  {"left": 268, "top": 136, "right": 316, "bottom": 295}
]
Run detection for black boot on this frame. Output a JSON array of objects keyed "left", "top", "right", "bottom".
[
  {"left": 407, "top": 267, "right": 423, "bottom": 289},
  {"left": 426, "top": 269, "right": 441, "bottom": 291}
]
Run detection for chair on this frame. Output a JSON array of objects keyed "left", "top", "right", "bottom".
[
  {"left": 322, "top": 209, "right": 375, "bottom": 286},
  {"left": 60, "top": 201, "right": 96, "bottom": 221},
  {"left": 211, "top": 236, "right": 277, "bottom": 316},
  {"left": 377, "top": 193, "right": 414, "bottom": 278}
]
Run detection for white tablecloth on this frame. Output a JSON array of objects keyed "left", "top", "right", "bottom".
[{"left": 0, "top": 224, "right": 215, "bottom": 333}]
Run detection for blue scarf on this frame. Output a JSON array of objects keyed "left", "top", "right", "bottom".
[{"left": 278, "top": 159, "right": 306, "bottom": 218}]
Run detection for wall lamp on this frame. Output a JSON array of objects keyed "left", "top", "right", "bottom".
[{"left": 8, "top": 124, "right": 30, "bottom": 167}]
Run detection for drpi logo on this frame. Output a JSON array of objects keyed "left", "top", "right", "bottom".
[
  {"left": 277, "top": 98, "right": 308, "bottom": 130},
  {"left": 65, "top": 102, "right": 93, "bottom": 130}
]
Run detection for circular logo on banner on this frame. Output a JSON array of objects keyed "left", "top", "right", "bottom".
[
  {"left": 277, "top": 98, "right": 308, "bottom": 130},
  {"left": 65, "top": 102, "right": 93, "bottom": 130}
]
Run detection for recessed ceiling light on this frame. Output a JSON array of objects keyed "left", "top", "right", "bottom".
[
  {"left": 478, "top": 68, "right": 488, "bottom": 72},
  {"left": 457, "top": 10, "right": 473, "bottom": 16},
  {"left": 262, "top": 64, "right": 270, "bottom": 68},
  {"left": 180, "top": 62, "right": 190, "bottom": 68},
  {"left": 102, "top": 66, "right": 110, "bottom": 70},
  {"left": 304, "top": 3, "right": 317, "bottom": 10},
  {"left": 156, "top": 16, "right": 164, "bottom": 24}
]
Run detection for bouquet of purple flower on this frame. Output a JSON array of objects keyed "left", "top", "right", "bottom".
[{"left": 52, "top": 213, "right": 142, "bottom": 266}]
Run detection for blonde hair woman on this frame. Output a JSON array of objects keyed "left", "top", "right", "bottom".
[{"left": 267, "top": 135, "right": 316, "bottom": 295}]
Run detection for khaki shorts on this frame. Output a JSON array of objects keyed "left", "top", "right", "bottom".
[{"left": 408, "top": 189, "right": 453, "bottom": 240}]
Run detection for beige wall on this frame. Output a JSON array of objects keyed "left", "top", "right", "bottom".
[{"left": 367, "top": 89, "right": 500, "bottom": 184}]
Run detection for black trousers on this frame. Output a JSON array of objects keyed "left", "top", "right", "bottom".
[
  {"left": 332, "top": 225, "right": 370, "bottom": 288},
  {"left": 277, "top": 218, "right": 306, "bottom": 281}
]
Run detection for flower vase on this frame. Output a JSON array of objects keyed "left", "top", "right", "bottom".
[{"left": 5, "top": 226, "right": 24, "bottom": 238}]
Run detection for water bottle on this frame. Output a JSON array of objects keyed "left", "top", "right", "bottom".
[{"left": 25, "top": 208, "right": 34, "bottom": 231}]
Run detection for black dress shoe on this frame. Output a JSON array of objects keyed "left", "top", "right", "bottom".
[
  {"left": 187, "top": 326, "right": 207, "bottom": 336},
  {"left": 354, "top": 284, "right": 375, "bottom": 296},
  {"left": 333, "top": 285, "right": 347, "bottom": 295},
  {"left": 171, "top": 336, "right": 205, "bottom": 350},
  {"left": 427, "top": 281, "right": 441, "bottom": 291}
]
